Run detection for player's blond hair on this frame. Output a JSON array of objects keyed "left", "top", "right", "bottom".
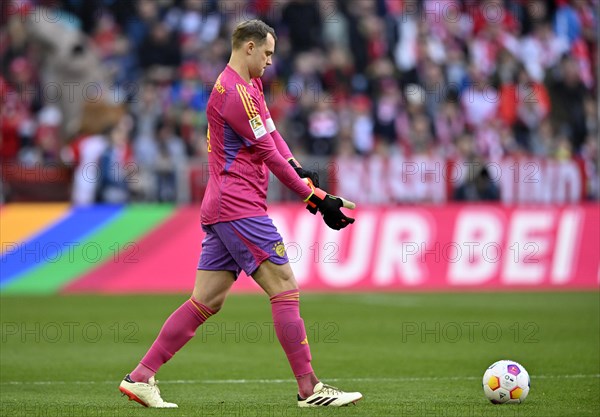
[{"left": 232, "top": 19, "right": 277, "bottom": 49}]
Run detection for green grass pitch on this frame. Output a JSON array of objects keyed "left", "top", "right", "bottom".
[{"left": 1, "top": 292, "right": 598, "bottom": 417}]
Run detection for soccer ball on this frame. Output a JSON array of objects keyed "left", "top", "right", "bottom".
[{"left": 482, "top": 360, "right": 530, "bottom": 404}]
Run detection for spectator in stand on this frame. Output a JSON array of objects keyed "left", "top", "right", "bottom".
[
  {"left": 320, "top": 1, "right": 350, "bottom": 49},
  {"left": 281, "top": 0, "right": 322, "bottom": 52},
  {"left": 67, "top": 131, "right": 108, "bottom": 206},
  {"left": 454, "top": 132, "right": 478, "bottom": 162},
  {"left": 360, "top": 14, "right": 390, "bottom": 64},
  {"left": 471, "top": 0, "right": 520, "bottom": 36},
  {"left": 547, "top": 56, "right": 589, "bottom": 151},
  {"left": 4, "top": 57, "right": 41, "bottom": 157},
  {"left": 92, "top": 11, "right": 138, "bottom": 88},
  {"left": 554, "top": 130, "right": 574, "bottom": 160},
  {"left": 154, "top": 119, "right": 186, "bottom": 203},
  {"left": 519, "top": 0, "right": 554, "bottom": 36},
  {"left": 520, "top": 22, "right": 569, "bottom": 82},
  {"left": 174, "top": 0, "right": 221, "bottom": 44},
  {"left": 583, "top": 95, "right": 598, "bottom": 136},
  {"left": 530, "top": 119, "right": 557, "bottom": 158},
  {"left": 554, "top": 0, "right": 585, "bottom": 46},
  {"left": 287, "top": 52, "right": 324, "bottom": 104},
  {"left": 494, "top": 48, "right": 520, "bottom": 88},
  {"left": 306, "top": 101, "right": 339, "bottom": 156},
  {"left": 178, "top": 107, "right": 204, "bottom": 157},
  {"left": 453, "top": 166, "right": 500, "bottom": 202},
  {"left": 444, "top": 46, "right": 469, "bottom": 92},
  {"left": 29, "top": 106, "right": 62, "bottom": 165},
  {"left": 138, "top": 22, "right": 182, "bottom": 76},
  {"left": 132, "top": 82, "right": 160, "bottom": 168},
  {"left": 168, "top": 62, "right": 207, "bottom": 114},
  {"left": 435, "top": 97, "right": 465, "bottom": 157},
  {"left": 124, "top": 0, "right": 160, "bottom": 50},
  {"left": 419, "top": 60, "right": 447, "bottom": 119},
  {"left": 0, "top": 76, "right": 32, "bottom": 161},
  {"left": 475, "top": 118, "right": 520, "bottom": 161},
  {"left": 343, "top": 0, "right": 372, "bottom": 76},
  {"left": 351, "top": 95, "right": 375, "bottom": 155},
  {"left": 513, "top": 67, "right": 551, "bottom": 151},
  {"left": 98, "top": 117, "right": 135, "bottom": 204},
  {"left": 407, "top": 113, "right": 435, "bottom": 156},
  {"left": 321, "top": 46, "right": 354, "bottom": 98},
  {"left": 470, "top": 20, "right": 519, "bottom": 78},
  {"left": 392, "top": 0, "right": 420, "bottom": 74},
  {"left": 461, "top": 67, "right": 499, "bottom": 129},
  {"left": 373, "top": 78, "right": 402, "bottom": 146},
  {"left": 581, "top": 134, "right": 599, "bottom": 200}
]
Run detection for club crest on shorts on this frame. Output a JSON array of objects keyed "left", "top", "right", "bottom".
[{"left": 273, "top": 241, "right": 286, "bottom": 257}]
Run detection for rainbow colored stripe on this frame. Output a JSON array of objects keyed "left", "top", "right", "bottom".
[{"left": 0, "top": 204, "right": 206, "bottom": 294}]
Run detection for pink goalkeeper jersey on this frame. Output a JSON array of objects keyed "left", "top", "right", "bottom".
[{"left": 201, "top": 65, "right": 311, "bottom": 225}]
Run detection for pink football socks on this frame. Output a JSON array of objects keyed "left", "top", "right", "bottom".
[
  {"left": 270, "top": 289, "right": 319, "bottom": 397},
  {"left": 131, "top": 289, "right": 318, "bottom": 397},
  {"left": 130, "top": 297, "right": 215, "bottom": 383}
]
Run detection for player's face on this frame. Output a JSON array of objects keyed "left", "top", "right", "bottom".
[{"left": 249, "top": 33, "right": 274, "bottom": 78}]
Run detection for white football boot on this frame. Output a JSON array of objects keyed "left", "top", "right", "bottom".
[
  {"left": 297, "top": 382, "right": 362, "bottom": 407},
  {"left": 119, "top": 374, "right": 178, "bottom": 408}
]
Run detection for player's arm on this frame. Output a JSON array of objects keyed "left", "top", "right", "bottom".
[
  {"left": 252, "top": 139, "right": 354, "bottom": 230},
  {"left": 252, "top": 140, "right": 354, "bottom": 230},
  {"left": 278, "top": 131, "right": 320, "bottom": 188},
  {"left": 226, "top": 84, "right": 312, "bottom": 200},
  {"left": 227, "top": 85, "right": 354, "bottom": 230},
  {"left": 253, "top": 135, "right": 313, "bottom": 201},
  {"left": 259, "top": 86, "right": 320, "bottom": 188}
]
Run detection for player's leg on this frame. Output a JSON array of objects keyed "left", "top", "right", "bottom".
[
  {"left": 253, "top": 260, "right": 362, "bottom": 407},
  {"left": 129, "top": 269, "right": 235, "bottom": 383},
  {"left": 252, "top": 260, "right": 313, "bottom": 393},
  {"left": 207, "top": 217, "right": 315, "bottom": 394},
  {"left": 252, "top": 258, "right": 297, "bottom": 296},
  {"left": 119, "top": 270, "right": 235, "bottom": 408},
  {"left": 252, "top": 260, "right": 317, "bottom": 395},
  {"left": 120, "top": 224, "right": 238, "bottom": 408},
  {"left": 213, "top": 216, "right": 361, "bottom": 406}
]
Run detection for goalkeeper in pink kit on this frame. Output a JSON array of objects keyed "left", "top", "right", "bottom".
[{"left": 119, "top": 19, "right": 361, "bottom": 408}]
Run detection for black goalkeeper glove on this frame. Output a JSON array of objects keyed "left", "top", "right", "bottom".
[
  {"left": 289, "top": 159, "right": 320, "bottom": 188},
  {"left": 289, "top": 159, "right": 320, "bottom": 214},
  {"left": 304, "top": 178, "right": 355, "bottom": 231}
]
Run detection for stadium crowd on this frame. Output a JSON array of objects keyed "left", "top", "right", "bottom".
[{"left": 0, "top": 0, "right": 598, "bottom": 203}]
